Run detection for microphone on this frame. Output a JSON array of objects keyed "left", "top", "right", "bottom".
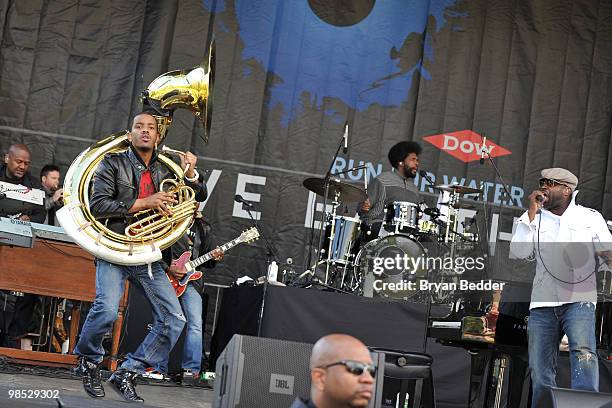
[
  {"left": 480, "top": 136, "right": 487, "bottom": 165},
  {"left": 234, "top": 194, "right": 254, "bottom": 208},
  {"left": 418, "top": 170, "right": 435, "bottom": 186},
  {"left": 342, "top": 121, "right": 349, "bottom": 154},
  {"left": 535, "top": 194, "right": 544, "bottom": 214}
]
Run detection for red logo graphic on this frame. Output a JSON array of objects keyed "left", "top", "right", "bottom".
[{"left": 423, "top": 130, "right": 511, "bottom": 163}]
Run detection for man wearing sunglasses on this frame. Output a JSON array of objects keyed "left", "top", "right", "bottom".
[
  {"left": 290, "top": 334, "right": 375, "bottom": 408},
  {"left": 510, "top": 168, "right": 612, "bottom": 408}
]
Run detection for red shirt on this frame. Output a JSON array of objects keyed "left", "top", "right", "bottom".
[{"left": 139, "top": 170, "right": 156, "bottom": 199}]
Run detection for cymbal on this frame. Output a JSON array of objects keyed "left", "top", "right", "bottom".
[
  {"left": 303, "top": 177, "right": 367, "bottom": 203},
  {"left": 434, "top": 184, "right": 482, "bottom": 195},
  {"left": 439, "top": 201, "right": 477, "bottom": 210}
]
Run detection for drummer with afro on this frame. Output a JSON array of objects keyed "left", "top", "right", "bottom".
[{"left": 357, "top": 141, "right": 422, "bottom": 233}]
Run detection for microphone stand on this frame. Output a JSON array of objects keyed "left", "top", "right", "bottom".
[
  {"left": 481, "top": 142, "right": 512, "bottom": 259},
  {"left": 414, "top": 170, "right": 439, "bottom": 353},
  {"left": 242, "top": 205, "right": 280, "bottom": 337},
  {"left": 479, "top": 138, "right": 513, "bottom": 333},
  {"left": 332, "top": 164, "right": 369, "bottom": 178}
]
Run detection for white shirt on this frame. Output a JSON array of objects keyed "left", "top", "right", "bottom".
[{"left": 509, "top": 191, "right": 612, "bottom": 309}]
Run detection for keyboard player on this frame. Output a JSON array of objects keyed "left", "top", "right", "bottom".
[
  {"left": 0, "top": 143, "right": 45, "bottom": 348},
  {"left": 0, "top": 143, "right": 46, "bottom": 223}
]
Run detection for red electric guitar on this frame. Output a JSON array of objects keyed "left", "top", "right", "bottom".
[{"left": 166, "top": 227, "right": 260, "bottom": 297}]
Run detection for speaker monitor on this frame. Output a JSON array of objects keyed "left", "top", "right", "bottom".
[
  {"left": 213, "top": 334, "right": 313, "bottom": 408},
  {"left": 539, "top": 387, "right": 612, "bottom": 408},
  {"left": 213, "top": 334, "right": 385, "bottom": 408}
]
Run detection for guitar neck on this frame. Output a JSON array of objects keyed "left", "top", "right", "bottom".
[{"left": 188, "top": 237, "right": 243, "bottom": 269}]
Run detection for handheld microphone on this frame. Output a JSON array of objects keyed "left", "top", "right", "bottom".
[
  {"left": 418, "top": 170, "right": 435, "bottom": 186},
  {"left": 535, "top": 194, "right": 544, "bottom": 214},
  {"left": 480, "top": 136, "right": 487, "bottom": 165},
  {"left": 234, "top": 194, "right": 254, "bottom": 208},
  {"left": 342, "top": 121, "right": 349, "bottom": 154}
]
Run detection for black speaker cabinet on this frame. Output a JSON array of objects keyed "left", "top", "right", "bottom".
[
  {"left": 213, "top": 334, "right": 385, "bottom": 408},
  {"left": 539, "top": 387, "right": 612, "bottom": 408},
  {"left": 213, "top": 334, "right": 313, "bottom": 408}
]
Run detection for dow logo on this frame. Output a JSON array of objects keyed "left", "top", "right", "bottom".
[{"left": 423, "top": 130, "right": 511, "bottom": 163}]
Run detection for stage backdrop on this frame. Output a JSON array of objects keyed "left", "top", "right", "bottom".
[{"left": 1, "top": 0, "right": 611, "bottom": 284}]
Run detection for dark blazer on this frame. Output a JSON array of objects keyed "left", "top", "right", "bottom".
[{"left": 289, "top": 397, "right": 316, "bottom": 408}]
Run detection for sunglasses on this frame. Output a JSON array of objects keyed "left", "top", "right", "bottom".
[
  {"left": 538, "top": 178, "right": 568, "bottom": 188},
  {"left": 319, "top": 360, "right": 377, "bottom": 377}
]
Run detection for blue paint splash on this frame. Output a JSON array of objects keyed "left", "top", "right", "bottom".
[{"left": 203, "top": 0, "right": 463, "bottom": 126}]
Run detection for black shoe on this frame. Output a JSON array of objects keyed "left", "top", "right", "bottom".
[
  {"left": 108, "top": 370, "right": 144, "bottom": 403},
  {"left": 181, "top": 370, "right": 212, "bottom": 389},
  {"left": 180, "top": 370, "right": 199, "bottom": 387},
  {"left": 76, "top": 357, "right": 105, "bottom": 398}
]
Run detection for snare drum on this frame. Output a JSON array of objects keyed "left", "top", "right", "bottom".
[
  {"left": 321, "top": 215, "right": 361, "bottom": 264},
  {"left": 384, "top": 201, "right": 419, "bottom": 233}
]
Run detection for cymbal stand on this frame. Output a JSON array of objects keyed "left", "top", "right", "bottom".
[
  {"left": 444, "top": 191, "right": 461, "bottom": 259},
  {"left": 307, "top": 126, "right": 350, "bottom": 280}
]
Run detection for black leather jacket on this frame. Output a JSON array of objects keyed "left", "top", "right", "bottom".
[{"left": 89, "top": 146, "right": 207, "bottom": 235}]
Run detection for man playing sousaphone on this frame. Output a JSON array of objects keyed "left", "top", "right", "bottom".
[{"left": 74, "top": 111, "right": 207, "bottom": 402}]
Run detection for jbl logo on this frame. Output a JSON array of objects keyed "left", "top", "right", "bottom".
[{"left": 269, "top": 373, "right": 295, "bottom": 395}]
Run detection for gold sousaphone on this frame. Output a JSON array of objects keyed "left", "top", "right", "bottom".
[{"left": 57, "top": 44, "right": 215, "bottom": 266}]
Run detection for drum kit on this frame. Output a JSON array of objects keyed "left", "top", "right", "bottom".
[{"left": 302, "top": 176, "right": 484, "bottom": 301}]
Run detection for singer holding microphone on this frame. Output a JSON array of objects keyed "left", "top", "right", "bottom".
[
  {"left": 357, "top": 141, "right": 421, "bottom": 232},
  {"left": 510, "top": 168, "right": 612, "bottom": 407}
]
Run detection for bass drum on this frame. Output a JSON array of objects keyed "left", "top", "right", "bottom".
[{"left": 355, "top": 233, "right": 428, "bottom": 300}]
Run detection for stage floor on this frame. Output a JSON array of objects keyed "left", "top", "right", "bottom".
[{"left": 0, "top": 370, "right": 213, "bottom": 407}]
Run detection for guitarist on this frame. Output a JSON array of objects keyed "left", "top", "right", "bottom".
[{"left": 161, "top": 211, "right": 224, "bottom": 385}]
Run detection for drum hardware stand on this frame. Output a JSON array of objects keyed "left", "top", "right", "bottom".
[
  {"left": 323, "top": 191, "right": 342, "bottom": 285},
  {"left": 443, "top": 191, "right": 461, "bottom": 261},
  {"left": 326, "top": 164, "right": 369, "bottom": 291}
]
